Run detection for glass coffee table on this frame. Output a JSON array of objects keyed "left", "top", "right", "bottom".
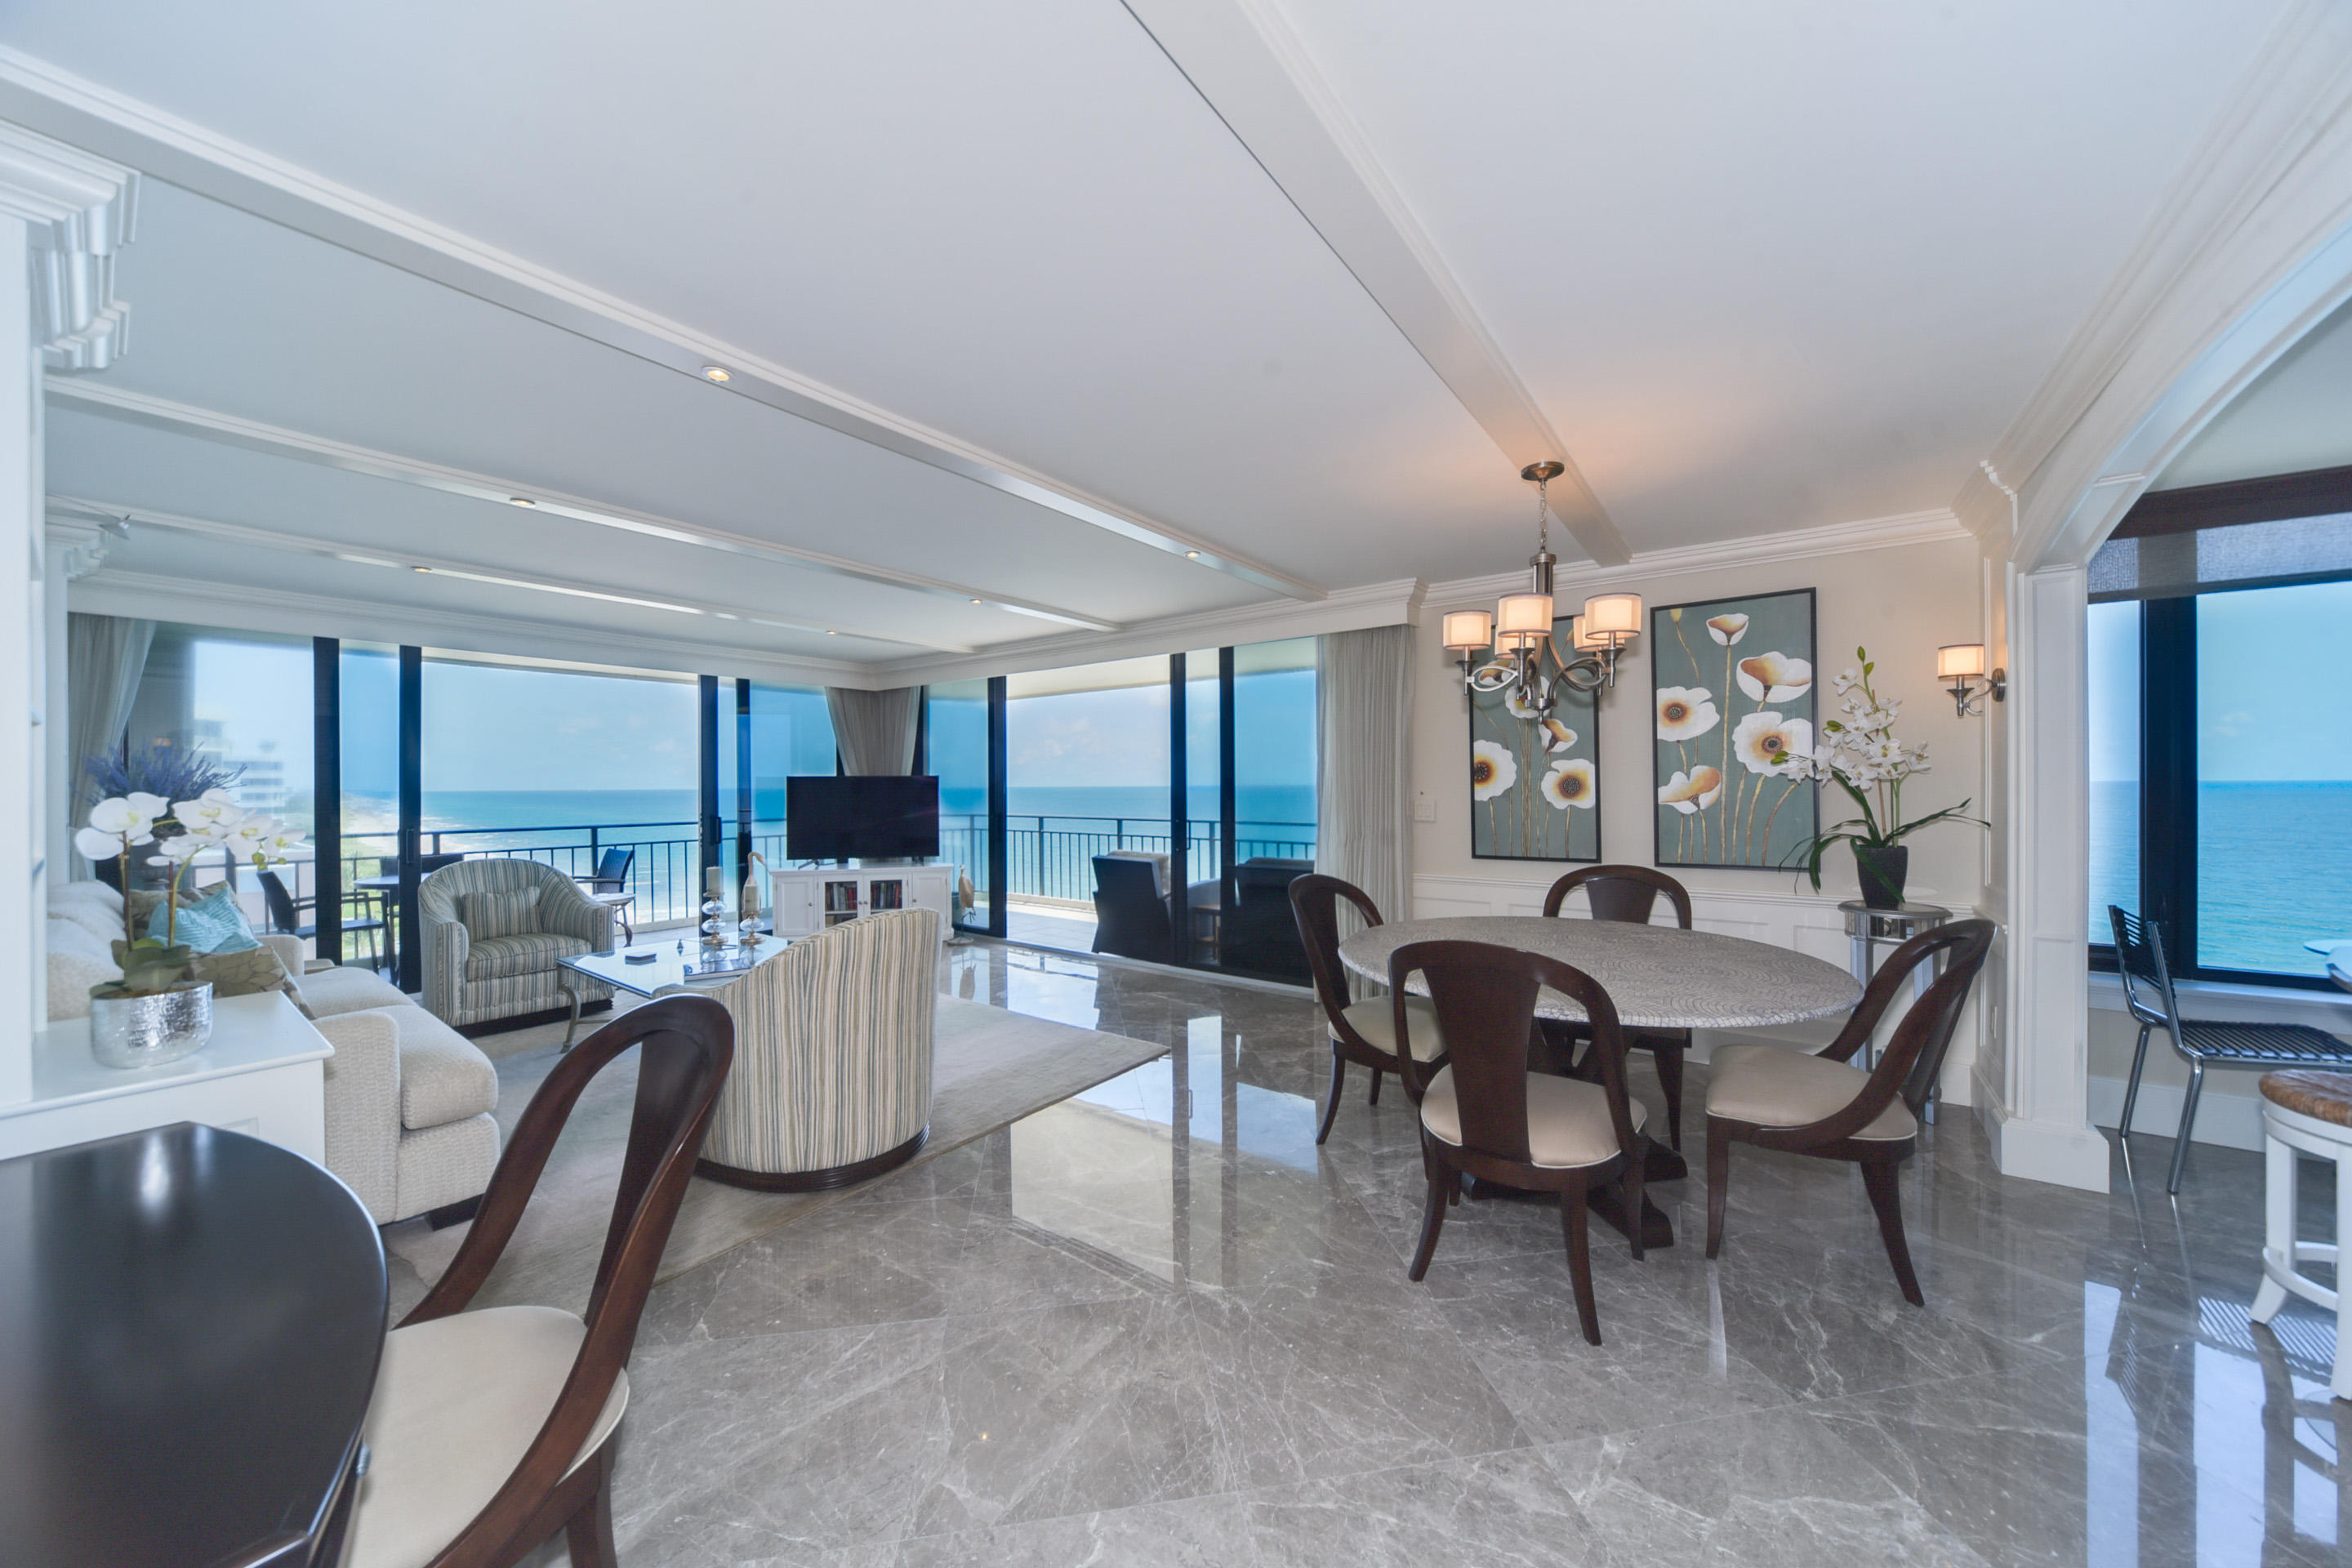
[{"left": 557, "top": 936, "right": 790, "bottom": 1047}]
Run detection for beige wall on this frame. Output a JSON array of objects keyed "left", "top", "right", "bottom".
[{"left": 1411, "top": 532, "right": 1991, "bottom": 907}]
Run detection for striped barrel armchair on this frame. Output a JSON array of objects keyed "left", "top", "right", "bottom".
[
  {"left": 693, "top": 907, "right": 937, "bottom": 1190},
  {"left": 421, "top": 858, "right": 617, "bottom": 1034}
]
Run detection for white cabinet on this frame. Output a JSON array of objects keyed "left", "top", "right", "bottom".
[
  {"left": 0, "top": 992, "right": 330, "bottom": 1161},
  {"left": 771, "top": 863, "right": 956, "bottom": 942}
]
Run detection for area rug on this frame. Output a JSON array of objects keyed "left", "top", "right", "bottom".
[{"left": 382, "top": 996, "right": 1168, "bottom": 1319}]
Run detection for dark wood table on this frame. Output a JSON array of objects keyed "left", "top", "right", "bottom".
[{"left": 0, "top": 1123, "right": 387, "bottom": 1568}]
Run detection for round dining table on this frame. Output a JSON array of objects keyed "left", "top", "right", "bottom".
[{"left": 1337, "top": 915, "right": 1864, "bottom": 1246}]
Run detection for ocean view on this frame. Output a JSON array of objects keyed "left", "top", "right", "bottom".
[
  {"left": 336, "top": 785, "right": 1319, "bottom": 921},
  {"left": 2092, "top": 780, "right": 2352, "bottom": 977}
]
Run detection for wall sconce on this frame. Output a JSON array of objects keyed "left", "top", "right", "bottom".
[{"left": 1937, "top": 644, "right": 2005, "bottom": 716}]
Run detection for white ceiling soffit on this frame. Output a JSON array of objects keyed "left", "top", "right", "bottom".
[
  {"left": 48, "top": 377, "right": 1125, "bottom": 635},
  {"left": 45, "top": 494, "right": 977, "bottom": 654},
  {"left": 1120, "top": 0, "right": 1628, "bottom": 567},
  {"left": 0, "top": 42, "right": 1322, "bottom": 601},
  {"left": 2152, "top": 291, "right": 2352, "bottom": 490}
]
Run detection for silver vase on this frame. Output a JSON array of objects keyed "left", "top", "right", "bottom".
[{"left": 89, "top": 982, "right": 214, "bottom": 1070}]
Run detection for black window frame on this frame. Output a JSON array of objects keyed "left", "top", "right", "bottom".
[{"left": 2090, "top": 465, "right": 2352, "bottom": 992}]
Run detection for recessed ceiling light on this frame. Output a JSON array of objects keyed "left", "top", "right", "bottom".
[
  {"left": 970, "top": 598, "right": 983, "bottom": 604},
  {"left": 701, "top": 366, "right": 733, "bottom": 384},
  {"left": 413, "top": 565, "right": 430, "bottom": 573},
  {"left": 509, "top": 497, "right": 536, "bottom": 507},
  {"left": 826, "top": 630, "right": 837, "bottom": 635},
  {"left": 1186, "top": 550, "right": 1200, "bottom": 559}
]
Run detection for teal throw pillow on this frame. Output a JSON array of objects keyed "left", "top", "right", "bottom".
[{"left": 146, "top": 881, "right": 262, "bottom": 954}]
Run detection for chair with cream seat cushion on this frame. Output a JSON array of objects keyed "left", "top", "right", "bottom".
[
  {"left": 345, "top": 995, "right": 733, "bottom": 1568},
  {"left": 1290, "top": 874, "right": 1447, "bottom": 1144},
  {"left": 1541, "top": 865, "right": 1696, "bottom": 1151},
  {"left": 1704, "top": 920, "right": 1993, "bottom": 1307},
  {"left": 1388, "top": 938, "right": 1649, "bottom": 1347}
]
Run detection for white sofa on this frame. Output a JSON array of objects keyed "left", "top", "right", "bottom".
[{"left": 46, "top": 880, "right": 501, "bottom": 1225}]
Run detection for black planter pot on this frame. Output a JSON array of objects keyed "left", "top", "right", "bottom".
[{"left": 1853, "top": 844, "right": 1909, "bottom": 911}]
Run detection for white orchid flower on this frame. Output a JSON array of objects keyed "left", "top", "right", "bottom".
[
  {"left": 74, "top": 825, "right": 126, "bottom": 862},
  {"left": 173, "top": 795, "right": 245, "bottom": 835},
  {"left": 1831, "top": 669, "right": 1860, "bottom": 694},
  {"left": 88, "top": 795, "right": 162, "bottom": 844},
  {"left": 146, "top": 835, "right": 206, "bottom": 867}
]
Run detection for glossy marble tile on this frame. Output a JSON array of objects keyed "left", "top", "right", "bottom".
[{"left": 494, "top": 938, "right": 2347, "bottom": 1566}]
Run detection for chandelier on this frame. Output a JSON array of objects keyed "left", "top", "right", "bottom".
[{"left": 1442, "top": 461, "right": 1642, "bottom": 719}]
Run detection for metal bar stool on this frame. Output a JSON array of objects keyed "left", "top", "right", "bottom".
[{"left": 2252, "top": 1070, "right": 2352, "bottom": 1401}]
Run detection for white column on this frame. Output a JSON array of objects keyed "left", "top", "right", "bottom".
[
  {"left": 1977, "top": 563, "right": 2109, "bottom": 1189},
  {"left": 0, "top": 125, "right": 137, "bottom": 1107}
]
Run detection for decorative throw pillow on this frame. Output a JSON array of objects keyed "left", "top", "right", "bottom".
[
  {"left": 145, "top": 883, "right": 261, "bottom": 954},
  {"left": 123, "top": 888, "right": 183, "bottom": 932},
  {"left": 186, "top": 945, "right": 313, "bottom": 1018},
  {"left": 461, "top": 886, "right": 541, "bottom": 940},
  {"left": 106, "top": 938, "right": 313, "bottom": 1018}
]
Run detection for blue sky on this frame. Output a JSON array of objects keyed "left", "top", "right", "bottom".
[
  {"left": 1004, "top": 670, "right": 1315, "bottom": 789},
  {"left": 2089, "top": 579, "right": 2352, "bottom": 782}
]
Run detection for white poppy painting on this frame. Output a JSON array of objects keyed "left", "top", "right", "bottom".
[
  {"left": 1470, "top": 609, "right": 1600, "bottom": 862},
  {"left": 1652, "top": 589, "right": 1817, "bottom": 867}
]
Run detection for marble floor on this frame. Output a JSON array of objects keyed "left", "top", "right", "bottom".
[{"left": 525, "top": 941, "right": 2345, "bottom": 1566}]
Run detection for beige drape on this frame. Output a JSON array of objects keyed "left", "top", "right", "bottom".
[
  {"left": 66, "top": 612, "right": 155, "bottom": 875},
  {"left": 825, "top": 686, "right": 924, "bottom": 775},
  {"left": 1313, "top": 625, "right": 1414, "bottom": 927}
]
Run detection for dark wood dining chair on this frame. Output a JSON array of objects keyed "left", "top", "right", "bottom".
[
  {"left": 1289, "top": 873, "right": 1446, "bottom": 1143},
  {"left": 1541, "top": 865, "right": 1695, "bottom": 1151},
  {"left": 1389, "top": 939, "right": 1649, "bottom": 1345},
  {"left": 1703, "top": 920, "right": 1993, "bottom": 1307},
  {"left": 341, "top": 995, "right": 734, "bottom": 1568}
]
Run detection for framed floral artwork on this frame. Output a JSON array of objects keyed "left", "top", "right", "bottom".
[
  {"left": 1650, "top": 587, "right": 1818, "bottom": 869},
  {"left": 1469, "top": 618, "right": 1600, "bottom": 862}
]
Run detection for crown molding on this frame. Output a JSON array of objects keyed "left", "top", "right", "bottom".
[
  {"left": 45, "top": 494, "right": 971, "bottom": 654},
  {"left": 0, "top": 120, "right": 136, "bottom": 370},
  {"left": 1120, "top": 0, "right": 1627, "bottom": 565},
  {"left": 871, "top": 577, "right": 1425, "bottom": 688},
  {"left": 47, "top": 379, "right": 1114, "bottom": 635},
  {"left": 69, "top": 567, "right": 872, "bottom": 689},
  {"left": 41, "top": 518, "right": 107, "bottom": 581},
  {"left": 1962, "top": 0, "right": 2352, "bottom": 570},
  {"left": 0, "top": 45, "right": 1321, "bottom": 600},
  {"left": 1424, "top": 506, "right": 1970, "bottom": 608}
]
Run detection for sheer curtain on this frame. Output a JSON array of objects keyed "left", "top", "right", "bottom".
[
  {"left": 825, "top": 686, "right": 924, "bottom": 775},
  {"left": 1314, "top": 624, "right": 1414, "bottom": 925},
  {"left": 65, "top": 612, "right": 156, "bottom": 876}
]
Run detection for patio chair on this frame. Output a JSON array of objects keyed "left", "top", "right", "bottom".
[{"left": 2109, "top": 906, "right": 2352, "bottom": 1192}]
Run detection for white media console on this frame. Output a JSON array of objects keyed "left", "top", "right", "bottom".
[{"left": 771, "top": 863, "right": 956, "bottom": 942}]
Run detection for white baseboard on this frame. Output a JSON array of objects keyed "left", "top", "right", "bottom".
[{"left": 2090, "top": 1071, "right": 2266, "bottom": 1153}]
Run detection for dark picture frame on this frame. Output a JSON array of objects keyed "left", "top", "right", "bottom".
[
  {"left": 1468, "top": 616, "right": 1601, "bottom": 863},
  {"left": 1650, "top": 587, "right": 1818, "bottom": 870}
]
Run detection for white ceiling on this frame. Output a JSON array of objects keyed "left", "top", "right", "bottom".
[{"left": 2, "top": 0, "right": 2306, "bottom": 672}]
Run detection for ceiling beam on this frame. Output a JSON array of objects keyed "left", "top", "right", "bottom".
[
  {"left": 46, "top": 494, "right": 976, "bottom": 653},
  {"left": 1119, "top": 0, "right": 1630, "bottom": 566},
  {"left": 0, "top": 45, "right": 1324, "bottom": 601},
  {"left": 48, "top": 378, "right": 1120, "bottom": 633}
]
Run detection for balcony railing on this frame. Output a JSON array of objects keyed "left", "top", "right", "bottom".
[{"left": 317, "top": 812, "right": 1315, "bottom": 938}]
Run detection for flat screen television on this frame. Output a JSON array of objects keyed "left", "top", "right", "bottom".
[{"left": 785, "top": 775, "right": 941, "bottom": 862}]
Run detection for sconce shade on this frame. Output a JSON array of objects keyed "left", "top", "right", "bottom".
[
  {"left": 1937, "top": 644, "right": 1988, "bottom": 679},
  {"left": 1441, "top": 610, "right": 1494, "bottom": 652},
  {"left": 1581, "top": 592, "right": 1642, "bottom": 636},
  {"left": 1497, "top": 593, "right": 1555, "bottom": 636}
]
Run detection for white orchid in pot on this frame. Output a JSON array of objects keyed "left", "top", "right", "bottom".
[
  {"left": 1773, "top": 648, "right": 1985, "bottom": 910},
  {"left": 74, "top": 787, "right": 309, "bottom": 1067}
]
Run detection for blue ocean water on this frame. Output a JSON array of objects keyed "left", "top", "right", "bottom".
[{"left": 2092, "top": 780, "right": 2352, "bottom": 978}]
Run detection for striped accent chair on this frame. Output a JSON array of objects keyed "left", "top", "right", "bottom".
[
  {"left": 421, "top": 858, "right": 617, "bottom": 1034},
  {"left": 694, "top": 907, "right": 938, "bottom": 1190}
]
